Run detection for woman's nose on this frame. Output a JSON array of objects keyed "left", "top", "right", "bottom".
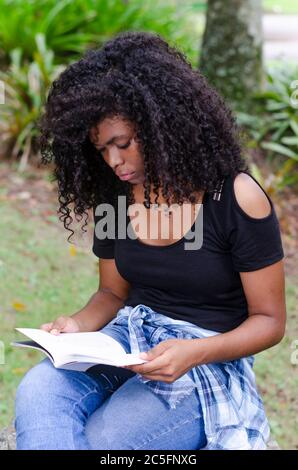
[{"left": 106, "top": 148, "right": 124, "bottom": 169}]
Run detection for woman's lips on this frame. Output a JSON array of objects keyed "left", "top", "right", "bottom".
[{"left": 118, "top": 172, "right": 136, "bottom": 181}]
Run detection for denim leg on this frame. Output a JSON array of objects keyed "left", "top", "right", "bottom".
[
  {"left": 99, "top": 323, "right": 132, "bottom": 353},
  {"left": 85, "top": 375, "right": 207, "bottom": 450},
  {"left": 15, "top": 358, "right": 134, "bottom": 450}
]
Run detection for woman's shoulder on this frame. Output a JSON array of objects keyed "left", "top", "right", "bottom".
[
  {"left": 232, "top": 172, "right": 272, "bottom": 219},
  {"left": 220, "top": 172, "right": 284, "bottom": 272},
  {"left": 220, "top": 171, "right": 273, "bottom": 221}
]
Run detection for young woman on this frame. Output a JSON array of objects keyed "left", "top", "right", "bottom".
[{"left": 15, "top": 31, "right": 286, "bottom": 450}]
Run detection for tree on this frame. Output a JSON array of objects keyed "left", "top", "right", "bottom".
[{"left": 200, "top": 0, "right": 263, "bottom": 111}]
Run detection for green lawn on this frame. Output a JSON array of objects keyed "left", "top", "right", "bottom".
[
  {"left": 0, "top": 166, "right": 297, "bottom": 449},
  {"left": 187, "top": 1, "right": 298, "bottom": 14},
  {"left": 0, "top": 191, "right": 99, "bottom": 426},
  {"left": 254, "top": 282, "right": 298, "bottom": 449},
  {"left": 263, "top": 0, "right": 298, "bottom": 13}
]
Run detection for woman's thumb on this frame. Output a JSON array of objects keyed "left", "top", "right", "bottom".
[
  {"left": 40, "top": 322, "right": 53, "bottom": 332},
  {"left": 139, "top": 342, "right": 167, "bottom": 360},
  {"left": 50, "top": 316, "right": 67, "bottom": 335}
]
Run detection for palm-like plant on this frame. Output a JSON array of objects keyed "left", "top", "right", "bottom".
[
  {"left": 0, "top": 0, "right": 96, "bottom": 65},
  {"left": 0, "top": 0, "right": 198, "bottom": 66},
  {"left": 237, "top": 63, "right": 298, "bottom": 190},
  {"left": 0, "top": 34, "right": 65, "bottom": 170},
  {"left": 0, "top": 0, "right": 200, "bottom": 168}
]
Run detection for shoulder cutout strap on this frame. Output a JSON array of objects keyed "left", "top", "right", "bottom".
[{"left": 212, "top": 178, "right": 225, "bottom": 201}]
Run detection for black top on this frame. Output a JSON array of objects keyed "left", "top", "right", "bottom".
[{"left": 92, "top": 172, "right": 284, "bottom": 333}]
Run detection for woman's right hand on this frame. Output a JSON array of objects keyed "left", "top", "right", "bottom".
[{"left": 40, "top": 315, "right": 81, "bottom": 335}]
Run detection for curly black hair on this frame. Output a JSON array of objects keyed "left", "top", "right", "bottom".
[{"left": 39, "top": 30, "right": 248, "bottom": 242}]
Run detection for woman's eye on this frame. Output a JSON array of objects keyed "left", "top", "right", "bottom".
[
  {"left": 95, "top": 140, "right": 131, "bottom": 154},
  {"left": 118, "top": 141, "right": 131, "bottom": 149}
]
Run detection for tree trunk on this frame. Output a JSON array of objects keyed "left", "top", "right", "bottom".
[{"left": 200, "top": 0, "right": 263, "bottom": 111}]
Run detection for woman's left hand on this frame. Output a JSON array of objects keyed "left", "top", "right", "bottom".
[{"left": 124, "top": 338, "right": 199, "bottom": 383}]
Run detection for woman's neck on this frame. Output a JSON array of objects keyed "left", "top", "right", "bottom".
[{"left": 132, "top": 183, "right": 205, "bottom": 206}]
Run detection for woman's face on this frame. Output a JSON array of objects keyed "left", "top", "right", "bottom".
[{"left": 89, "top": 115, "right": 145, "bottom": 185}]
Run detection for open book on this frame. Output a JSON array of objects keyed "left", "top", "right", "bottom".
[{"left": 12, "top": 328, "right": 147, "bottom": 371}]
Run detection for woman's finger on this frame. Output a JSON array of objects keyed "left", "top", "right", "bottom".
[
  {"left": 50, "top": 316, "right": 68, "bottom": 335},
  {"left": 40, "top": 322, "right": 53, "bottom": 332}
]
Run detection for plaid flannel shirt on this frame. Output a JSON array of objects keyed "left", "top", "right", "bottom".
[{"left": 107, "top": 303, "right": 270, "bottom": 450}]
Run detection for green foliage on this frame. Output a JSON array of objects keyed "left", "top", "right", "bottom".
[
  {"left": 0, "top": 0, "right": 198, "bottom": 66},
  {"left": 237, "top": 64, "right": 298, "bottom": 190},
  {"left": 0, "top": 0, "right": 199, "bottom": 165},
  {"left": 0, "top": 34, "right": 65, "bottom": 169},
  {"left": 181, "top": 0, "right": 298, "bottom": 14},
  {"left": 0, "top": 0, "right": 94, "bottom": 65},
  {"left": 0, "top": 189, "right": 98, "bottom": 429},
  {"left": 180, "top": 0, "right": 206, "bottom": 13},
  {"left": 263, "top": 0, "right": 298, "bottom": 13}
]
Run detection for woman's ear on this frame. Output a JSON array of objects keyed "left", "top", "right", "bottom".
[
  {"left": 88, "top": 127, "right": 95, "bottom": 144},
  {"left": 89, "top": 125, "right": 99, "bottom": 145}
]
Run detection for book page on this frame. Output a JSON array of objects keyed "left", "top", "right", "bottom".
[
  {"left": 15, "top": 328, "right": 127, "bottom": 361},
  {"left": 15, "top": 329, "right": 63, "bottom": 359},
  {"left": 11, "top": 340, "right": 55, "bottom": 363},
  {"left": 55, "top": 331, "right": 127, "bottom": 358}
]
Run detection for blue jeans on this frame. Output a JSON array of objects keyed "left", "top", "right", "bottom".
[{"left": 14, "top": 324, "right": 208, "bottom": 450}]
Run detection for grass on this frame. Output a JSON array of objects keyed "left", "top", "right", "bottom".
[
  {"left": 0, "top": 191, "right": 99, "bottom": 425},
  {"left": 186, "top": 1, "right": 298, "bottom": 14},
  {"left": 263, "top": 0, "right": 298, "bottom": 13},
  {"left": 0, "top": 164, "right": 297, "bottom": 449},
  {"left": 254, "top": 280, "right": 298, "bottom": 449}
]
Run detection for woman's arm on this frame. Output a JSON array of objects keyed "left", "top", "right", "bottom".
[
  {"left": 192, "top": 173, "right": 286, "bottom": 363},
  {"left": 41, "top": 258, "right": 131, "bottom": 333},
  {"left": 70, "top": 288, "right": 124, "bottom": 332},
  {"left": 191, "top": 259, "right": 286, "bottom": 365},
  {"left": 71, "top": 258, "right": 131, "bottom": 331},
  {"left": 126, "top": 174, "right": 286, "bottom": 382},
  {"left": 125, "top": 260, "right": 286, "bottom": 382}
]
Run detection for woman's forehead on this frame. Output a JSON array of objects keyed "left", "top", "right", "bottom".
[{"left": 89, "top": 116, "right": 134, "bottom": 142}]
